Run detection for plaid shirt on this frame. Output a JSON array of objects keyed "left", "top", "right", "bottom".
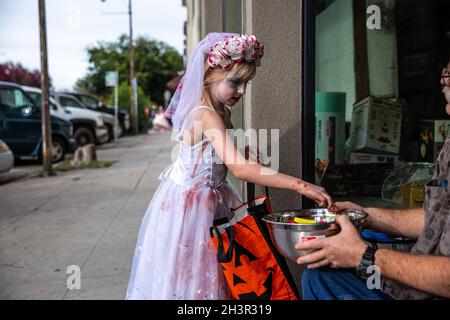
[{"left": 382, "top": 136, "right": 450, "bottom": 299}]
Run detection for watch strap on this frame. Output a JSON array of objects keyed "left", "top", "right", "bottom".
[{"left": 356, "top": 246, "right": 377, "bottom": 280}]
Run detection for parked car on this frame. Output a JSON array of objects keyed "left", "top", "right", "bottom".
[
  {"left": 23, "top": 86, "right": 109, "bottom": 147},
  {"left": 53, "top": 92, "right": 119, "bottom": 142},
  {"left": 0, "top": 82, "right": 75, "bottom": 163},
  {"left": 0, "top": 138, "right": 14, "bottom": 173},
  {"left": 64, "top": 91, "right": 131, "bottom": 134}
]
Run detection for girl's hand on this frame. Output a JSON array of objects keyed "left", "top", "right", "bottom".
[{"left": 292, "top": 180, "right": 336, "bottom": 211}]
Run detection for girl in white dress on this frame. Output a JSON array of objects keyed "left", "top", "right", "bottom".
[{"left": 126, "top": 33, "right": 335, "bottom": 300}]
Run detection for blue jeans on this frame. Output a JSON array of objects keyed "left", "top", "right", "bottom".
[{"left": 301, "top": 267, "right": 395, "bottom": 300}]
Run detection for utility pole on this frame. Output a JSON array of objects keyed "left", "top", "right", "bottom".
[
  {"left": 38, "top": 0, "right": 53, "bottom": 176},
  {"left": 128, "top": 0, "right": 137, "bottom": 134}
]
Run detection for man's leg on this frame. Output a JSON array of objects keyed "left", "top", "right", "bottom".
[{"left": 301, "top": 267, "right": 394, "bottom": 300}]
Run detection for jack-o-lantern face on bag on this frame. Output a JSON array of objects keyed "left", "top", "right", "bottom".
[{"left": 211, "top": 206, "right": 298, "bottom": 300}]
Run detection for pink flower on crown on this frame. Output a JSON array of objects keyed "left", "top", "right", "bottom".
[{"left": 207, "top": 34, "right": 264, "bottom": 70}]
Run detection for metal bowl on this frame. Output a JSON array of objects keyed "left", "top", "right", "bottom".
[{"left": 262, "top": 209, "right": 368, "bottom": 262}]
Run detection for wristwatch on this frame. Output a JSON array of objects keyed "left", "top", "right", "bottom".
[{"left": 356, "top": 246, "right": 377, "bottom": 280}]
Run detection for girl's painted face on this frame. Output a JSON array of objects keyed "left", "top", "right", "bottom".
[{"left": 211, "top": 71, "right": 249, "bottom": 107}]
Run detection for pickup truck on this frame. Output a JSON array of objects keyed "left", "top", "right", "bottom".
[
  {"left": 53, "top": 92, "right": 119, "bottom": 142},
  {"left": 63, "top": 91, "right": 130, "bottom": 134}
]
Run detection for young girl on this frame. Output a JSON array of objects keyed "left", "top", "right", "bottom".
[{"left": 126, "top": 33, "right": 335, "bottom": 300}]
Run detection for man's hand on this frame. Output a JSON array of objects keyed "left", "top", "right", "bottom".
[
  {"left": 334, "top": 201, "right": 364, "bottom": 212},
  {"left": 295, "top": 215, "right": 368, "bottom": 269},
  {"left": 335, "top": 201, "right": 370, "bottom": 229}
]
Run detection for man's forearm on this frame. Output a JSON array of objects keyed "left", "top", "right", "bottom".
[
  {"left": 365, "top": 207, "right": 424, "bottom": 239},
  {"left": 375, "top": 249, "right": 450, "bottom": 299}
]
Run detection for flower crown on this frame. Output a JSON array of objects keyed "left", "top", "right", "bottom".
[{"left": 207, "top": 34, "right": 264, "bottom": 70}]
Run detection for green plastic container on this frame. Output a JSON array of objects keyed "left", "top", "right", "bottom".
[{"left": 315, "top": 92, "right": 346, "bottom": 164}]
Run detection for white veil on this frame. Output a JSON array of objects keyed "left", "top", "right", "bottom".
[{"left": 165, "top": 32, "right": 238, "bottom": 132}]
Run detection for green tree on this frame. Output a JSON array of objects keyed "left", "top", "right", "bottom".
[{"left": 76, "top": 34, "right": 183, "bottom": 106}]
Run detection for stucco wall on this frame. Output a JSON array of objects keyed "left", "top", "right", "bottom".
[
  {"left": 245, "top": 0, "right": 303, "bottom": 212},
  {"left": 201, "top": 0, "right": 222, "bottom": 37}
]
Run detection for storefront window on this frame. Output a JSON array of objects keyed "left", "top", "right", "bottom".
[{"left": 312, "top": 0, "right": 450, "bottom": 208}]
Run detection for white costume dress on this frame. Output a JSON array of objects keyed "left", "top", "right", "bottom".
[{"left": 126, "top": 106, "right": 242, "bottom": 300}]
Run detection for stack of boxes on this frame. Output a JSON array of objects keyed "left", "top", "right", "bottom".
[
  {"left": 349, "top": 96, "right": 403, "bottom": 160},
  {"left": 319, "top": 95, "right": 443, "bottom": 207},
  {"left": 320, "top": 96, "right": 403, "bottom": 198}
]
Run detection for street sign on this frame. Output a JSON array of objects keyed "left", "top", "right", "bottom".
[
  {"left": 105, "top": 71, "right": 118, "bottom": 87},
  {"left": 105, "top": 70, "right": 119, "bottom": 144}
]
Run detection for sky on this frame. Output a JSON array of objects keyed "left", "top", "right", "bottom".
[{"left": 0, "top": 0, "right": 187, "bottom": 90}]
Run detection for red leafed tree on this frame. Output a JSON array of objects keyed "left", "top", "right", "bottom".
[{"left": 0, "top": 61, "right": 51, "bottom": 88}]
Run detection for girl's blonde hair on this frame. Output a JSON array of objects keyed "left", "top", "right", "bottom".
[{"left": 202, "top": 60, "right": 257, "bottom": 111}]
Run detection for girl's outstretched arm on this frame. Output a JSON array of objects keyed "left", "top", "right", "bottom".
[{"left": 200, "top": 109, "right": 335, "bottom": 209}]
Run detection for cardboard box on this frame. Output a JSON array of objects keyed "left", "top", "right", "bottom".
[
  {"left": 400, "top": 184, "right": 425, "bottom": 208},
  {"left": 418, "top": 120, "right": 450, "bottom": 162},
  {"left": 349, "top": 96, "right": 403, "bottom": 154},
  {"left": 349, "top": 152, "right": 399, "bottom": 164}
]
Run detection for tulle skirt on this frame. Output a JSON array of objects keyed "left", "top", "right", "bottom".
[{"left": 126, "top": 178, "right": 242, "bottom": 300}]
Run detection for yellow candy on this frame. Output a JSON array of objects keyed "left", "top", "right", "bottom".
[{"left": 294, "top": 217, "right": 316, "bottom": 224}]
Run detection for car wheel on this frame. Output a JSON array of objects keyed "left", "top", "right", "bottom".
[
  {"left": 50, "top": 137, "right": 66, "bottom": 163},
  {"left": 106, "top": 125, "right": 114, "bottom": 142},
  {"left": 39, "top": 136, "right": 67, "bottom": 163},
  {"left": 116, "top": 123, "right": 123, "bottom": 138},
  {"left": 119, "top": 122, "right": 126, "bottom": 136},
  {"left": 74, "top": 127, "right": 94, "bottom": 147}
]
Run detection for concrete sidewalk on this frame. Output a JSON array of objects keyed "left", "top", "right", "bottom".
[{"left": 0, "top": 132, "right": 176, "bottom": 299}]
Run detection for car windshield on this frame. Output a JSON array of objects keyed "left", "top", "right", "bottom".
[
  {"left": 60, "top": 96, "right": 84, "bottom": 108},
  {"left": 26, "top": 91, "right": 41, "bottom": 105},
  {"left": 79, "top": 95, "right": 100, "bottom": 109}
]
